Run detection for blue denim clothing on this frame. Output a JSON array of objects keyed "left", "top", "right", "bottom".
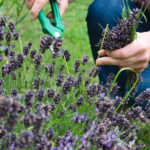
[{"left": 86, "top": 0, "right": 150, "bottom": 108}]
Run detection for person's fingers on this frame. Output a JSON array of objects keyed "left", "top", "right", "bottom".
[
  {"left": 58, "top": 0, "right": 68, "bottom": 17},
  {"left": 106, "top": 40, "right": 144, "bottom": 59},
  {"left": 117, "top": 51, "right": 147, "bottom": 68},
  {"left": 46, "top": 0, "right": 68, "bottom": 19},
  {"left": 127, "top": 62, "right": 148, "bottom": 73},
  {"left": 26, "top": 0, "right": 35, "bottom": 10},
  {"left": 98, "top": 50, "right": 106, "bottom": 57},
  {"left": 46, "top": 12, "right": 53, "bottom": 20},
  {"left": 96, "top": 57, "right": 120, "bottom": 66},
  {"left": 30, "top": 0, "right": 49, "bottom": 20}
]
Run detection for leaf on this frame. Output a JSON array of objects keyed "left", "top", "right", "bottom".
[
  {"left": 121, "top": 1, "right": 127, "bottom": 20},
  {"left": 126, "top": 0, "right": 131, "bottom": 16},
  {"left": 16, "top": 2, "right": 22, "bottom": 10},
  {"left": 140, "top": 12, "right": 147, "bottom": 23},
  {"left": 0, "top": 0, "right": 5, "bottom": 7},
  {"left": 16, "top": 6, "right": 20, "bottom": 16},
  {"left": 16, "top": 12, "right": 28, "bottom": 25}
]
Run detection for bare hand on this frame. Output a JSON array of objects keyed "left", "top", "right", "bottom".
[
  {"left": 25, "top": 0, "right": 68, "bottom": 20},
  {"left": 96, "top": 32, "right": 150, "bottom": 73}
]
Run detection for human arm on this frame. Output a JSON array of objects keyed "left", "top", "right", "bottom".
[
  {"left": 25, "top": 0, "right": 68, "bottom": 20},
  {"left": 96, "top": 31, "right": 150, "bottom": 73}
]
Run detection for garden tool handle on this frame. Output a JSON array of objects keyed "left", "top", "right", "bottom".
[
  {"left": 50, "top": 0, "right": 65, "bottom": 30},
  {"left": 38, "top": 0, "right": 65, "bottom": 38}
]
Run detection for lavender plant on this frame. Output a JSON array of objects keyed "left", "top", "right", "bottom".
[{"left": 0, "top": 11, "right": 150, "bottom": 150}]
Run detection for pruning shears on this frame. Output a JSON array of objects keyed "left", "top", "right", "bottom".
[{"left": 38, "top": 0, "right": 65, "bottom": 38}]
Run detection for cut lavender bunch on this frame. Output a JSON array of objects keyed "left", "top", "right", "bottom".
[{"left": 99, "top": 8, "right": 140, "bottom": 51}]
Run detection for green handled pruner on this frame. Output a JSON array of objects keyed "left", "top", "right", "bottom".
[{"left": 38, "top": 0, "right": 65, "bottom": 38}]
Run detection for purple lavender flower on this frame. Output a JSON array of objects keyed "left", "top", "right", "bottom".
[
  {"left": 17, "top": 54, "right": 24, "bottom": 68},
  {"left": 53, "top": 38, "right": 63, "bottom": 53},
  {"left": 56, "top": 74, "right": 64, "bottom": 87},
  {"left": 74, "top": 74, "right": 81, "bottom": 87},
  {"left": 10, "top": 72, "right": 16, "bottom": 80},
  {"left": 0, "top": 128, "right": 6, "bottom": 139},
  {"left": 86, "top": 83, "right": 102, "bottom": 97},
  {"left": 8, "top": 22, "right": 16, "bottom": 32},
  {"left": 25, "top": 90, "right": 34, "bottom": 107},
  {"left": 49, "top": 62, "right": 55, "bottom": 77},
  {"left": 4, "top": 46, "right": 9, "bottom": 56},
  {"left": 9, "top": 51, "right": 15, "bottom": 56},
  {"left": 46, "top": 128, "right": 54, "bottom": 140},
  {"left": 34, "top": 77, "right": 40, "bottom": 90},
  {"left": 4, "top": 112, "right": 19, "bottom": 132},
  {"left": 58, "top": 110, "right": 65, "bottom": 118},
  {"left": 54, "top": 93, "right": 61, "bottom": 104},
  {"left": 22, "top": 110, "right": 36, "bottom": 127},
  {"left": 47, "top": 89, "right": 55, "bottom": 98},
  {"left": 146, "top": 100, "right": 150, "bottom": 118},
  {"left": 99, "top": 9, "right": 140, "bottom": 51},
  {"left": 76, "top": 96, "right": 83, "bottom": 106},
  {"left": 2, "top": 64, "right": 9, "bottom": 77},
  {"left": 96, "top": 96, "right": 113, "bottom": 118},
  {"left": 30, "top": 49, "right": 37, "bottom": 59},
  {"left": 52, "top": 53, "right": 60, "bottom": 58},
  {"left": 0, "top": 29, "right": 4, "bottom": 41},
  {"left": 33, "top": 54, "right": 43, "bottom": 67},
  {"left": 6, "top": 32, "right": 11, "bottom": 42},
  {"left": 0, "top": 16, "right": 6, "bottom": 28},
  {"left": 0, "top": 54, "right": 2, "bottom": 62},
  {"left": 105, "top": 73, "right": 120, "bottom": 96},
  {"left": 0, "top": 90, "right": 4, "bottom": 96},
  {"left": 0, "top": 78, "right": 3, "bottom": 88},
  {"left": 93, "top": 66, "right": 101, "bottom": 77},
  {"left": 63, "top": 50, "right": 71, "bottom": 62},
  {"left": 81, "top": 55, "right": 89, "bottom": 65},
  {"left": 13, "top": 32, "right": 19, "bottom": 40},
  {"left": 74, "top": 60, "right": 80, "bottom": 73},
  {"left": 11, "top": 89, "right": 18, "bottom": 96},
  {"left": 113, "top": 96, "right": 122, "bottom": 108},
  {"left": 37, "top": 89, "right": 45, "bottom": 101},
  {"left": 88, "top": 67, "right": 94, "bottom": 77},
  {"left": 63, "top": 76, "right": 74, "bottom": 94},
  {"left": 135, "top": 88, "right": 150, "bottom": 104},
  {"left": 40, "top": 35, "right": 53, "bottom": 53},
  {"left": 68, "top": 103, "right": 76, "bottom": 112},
  {"left": 23, "top": 42, "right": 32, "bottom": 56},
  {"left": 18, "top": 131, "right": 34, "bottom": 148}
]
